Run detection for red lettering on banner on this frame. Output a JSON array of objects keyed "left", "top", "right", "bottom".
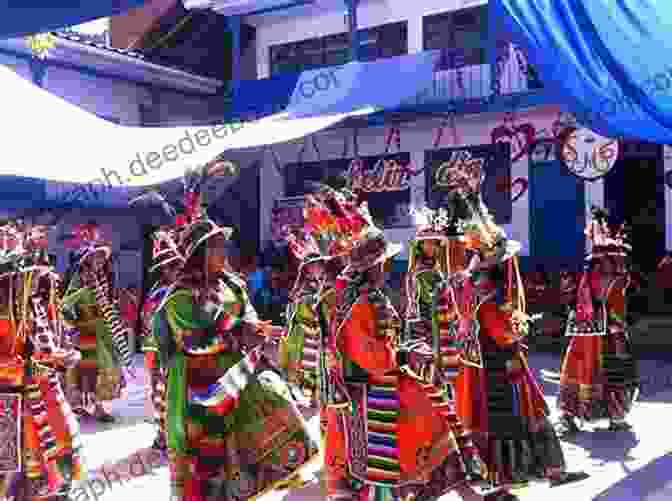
[
  {"left": 348, "top": 158, "right": 411, "bottom": 192},
  {"left": 434, "top": 151, "right": 485, "bottom": 191}
]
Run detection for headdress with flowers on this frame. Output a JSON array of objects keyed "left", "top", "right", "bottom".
[{"left": 302, "top": 184, "right": 368, "bottom": 260}]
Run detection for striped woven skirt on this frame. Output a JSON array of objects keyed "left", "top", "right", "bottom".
[
  {"left": 325, "top": 371, "right": 481, "bottom": 500},
  {"left": 558, "top": 330, "right": 638, "bottom": 422}
]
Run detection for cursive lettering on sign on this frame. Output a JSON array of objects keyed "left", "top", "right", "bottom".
[
  {"left": 348, "top": 158, "right": 411, "bottom": 192},
  {"left": 433, "top": 150, "right": 485, "bottom": 191}
]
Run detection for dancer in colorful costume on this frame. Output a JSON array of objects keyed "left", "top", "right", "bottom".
[
  {"left": 61, "top": 222, "right": 134, "bottom": 422},
  {"left": 428, "top": 164, "right": 587, "bottom": 491},
  {"left": 279, "top": 226, "right": 331, "bottom": 408},
  {"left": 279, "top": 184, "right": 350, "bottom": 411},
  {"left": 321, "top": 189, "right": 498, "bottom": 501},
  {"left": 556, "top": 207, "right": 638, "bottom": 433},
  {"left": 141, "top": 227, "right": 184, "bottom": 449},
  {"left": 152, "top": 166, "right": 319, "bottom": 501},
  {"left": 0, "top": 222, "right": 85, "bottom": 501}
]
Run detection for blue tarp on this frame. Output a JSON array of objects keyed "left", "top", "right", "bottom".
[
  {"left": 492, "top": 0, "right": 672, "bottom": 142},
  {"left": 229, "top": 72, "right": 301, "bottom": 119},
  {"left": 0, "top": 1, "right": 150, "bottom": 39},
  {"left": 284, "top": 52, "right": 439, "bottom": 119}
]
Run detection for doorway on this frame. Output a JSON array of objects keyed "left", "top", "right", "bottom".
[{"left": 604, "top": 141, "right": 665, "bottom": 275}]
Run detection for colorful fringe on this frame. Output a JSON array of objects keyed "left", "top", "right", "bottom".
[{"left": 93, "top": 270, "right": 133, "bottom": 368}]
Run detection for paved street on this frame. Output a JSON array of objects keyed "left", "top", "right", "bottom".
[{"left": 74, "top": 353, "right": 672, "bottom": 500}]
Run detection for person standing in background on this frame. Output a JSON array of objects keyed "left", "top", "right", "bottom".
[
  {"left": 557, "top": 207, "right": 639, "bottom": 434},
  {"left": 60, "top": 222, "right": 134, "bottom": 423}
]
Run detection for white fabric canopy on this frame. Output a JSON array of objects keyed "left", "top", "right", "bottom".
[{"left": 0, "top": 64, "right": 371, "bottom": 188}]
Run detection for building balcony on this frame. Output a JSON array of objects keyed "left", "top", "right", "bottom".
[{"left": 226, "top": 44, "right": 547, "bottom": 122}]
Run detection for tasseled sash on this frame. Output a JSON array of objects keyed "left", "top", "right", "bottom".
[{"left": 92, "top": 269, "right": 132, "bottom": 367}]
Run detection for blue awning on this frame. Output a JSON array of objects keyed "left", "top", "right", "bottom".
[
  {"left": 491, "top": 0, "right": 672, "bottom": 142},
  {"left": 0, "top": 2, "right": 150, "bottom": 39},
  {"left": 229, "top": 72, "right": 301, "bottom": 120},
  {"left": 284, "top": 52, "right": 439, "bottom": 119}
]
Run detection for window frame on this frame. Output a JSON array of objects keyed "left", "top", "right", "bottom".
[
  {"left": 422, "top": 6, "right": 488, "bottom": 69},
  {"left": 268, "top": 21, "right": 408, "bottom": 76}
]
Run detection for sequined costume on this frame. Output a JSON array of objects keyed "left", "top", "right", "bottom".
[{"left": 0, "top": 223, "right": 85, "bottom": 501}]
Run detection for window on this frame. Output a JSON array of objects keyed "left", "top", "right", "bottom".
[
  {"left": 269, "top": 22, "right": 408, "bottom": 76},
  {"left": 423, "top": 6, "right": 487, "bottom": 69},
  {"left": 359, "top": 22, "right": 407, "bottom": 62}
]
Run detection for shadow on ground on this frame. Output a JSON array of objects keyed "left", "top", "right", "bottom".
[{"left": 591, "top": 452, "right": 672, "bottom": 500}]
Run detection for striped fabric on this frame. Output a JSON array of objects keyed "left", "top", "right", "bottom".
[
  {"left": 365, "top": 374, "right": 401, "bottom": 485},
  {"left": 187, "top": 345, "right": 263, "bottom": 409},
  {"left": 92, "top": 269, "right": 132, "bottom": 368}
]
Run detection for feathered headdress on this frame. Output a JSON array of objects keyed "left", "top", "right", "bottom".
[
  {"left": 303, "top": 184, "right": 368, "bottom": 259},
  {"left": 285, "top": 225, "right": 326, "bottom": 266},
  {"left": 585, "top": 206, "right": 631, "bottom": 261},
  {"left": 178, "top": 163, "right": 235, "bottom": 263}
]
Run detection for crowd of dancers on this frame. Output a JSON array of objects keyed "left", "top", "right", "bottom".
[{"left": 0, "top": 159, "right": 640, "bottom": 501}]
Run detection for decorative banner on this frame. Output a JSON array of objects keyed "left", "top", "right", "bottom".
[
  {"left": 491, "top": 120, "right": 536, "bottom": 163},
  {"left": 271, "top": 196, "right": 305, "bottom": 244},
  {"left": 284, "top": 153, "right": 414, "bottom": 228},
  {"left": 557, "top": 127, "right": 619, "bottom": 180},
  {"left": 425, "top": 143, "right": 512, "bottom": 224}
]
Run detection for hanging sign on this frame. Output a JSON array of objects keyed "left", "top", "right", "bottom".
[
  {"left": 348, "top": 156, "right": 414, "bottom": 192},
  {"left": 425, "top": 143, "right": 512, "bottom": 224},
  {"left": 284, "top": 153, "right": 414, "bottom": 228},
  {"left": 557, "top": 127, "right": 619, "bottom": 180}
]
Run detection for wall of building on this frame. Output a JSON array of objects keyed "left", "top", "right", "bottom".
[
  {"left": 251, "top": 0, "right": 486, "bottom": 78},
  {"left": 258, "top": 105, "right": 672, "bottom": 257}
]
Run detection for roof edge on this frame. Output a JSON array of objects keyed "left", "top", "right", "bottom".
[{"left": 1, "top": 36, "right": 223, "bottom": 94}]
